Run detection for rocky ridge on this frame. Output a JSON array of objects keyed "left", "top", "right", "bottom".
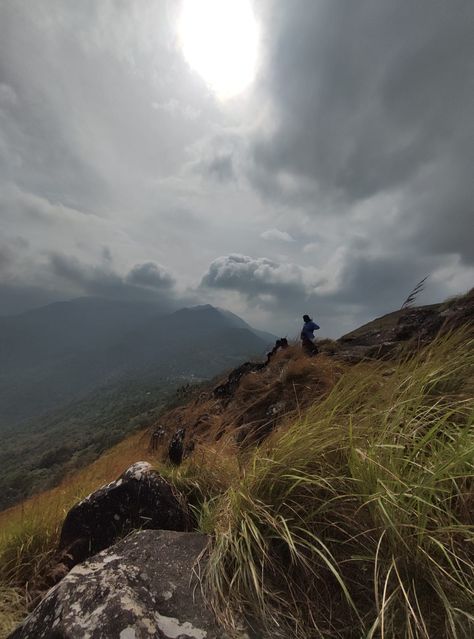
[{"left": 149, "top": 292, "right": 474, "bottom": 463}]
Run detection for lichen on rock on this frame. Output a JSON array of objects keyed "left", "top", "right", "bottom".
[{"left": 9, "top": 530, "right": 233, "bottom": 639}]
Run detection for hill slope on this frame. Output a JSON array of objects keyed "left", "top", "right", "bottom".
[
  {"left": 0, "top": 300, "right": 274, "bottom": 510},
  {"left": 0, "top": 300, "right": 274, "bottom": 429},
  {"left": 1, "top": 291, "right": 472, "bottom": 638}
]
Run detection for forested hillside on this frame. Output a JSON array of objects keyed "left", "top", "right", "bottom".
[
  {"left": 0, "top": 300, "right": 273, "bottom": 510},
  {"left": 0, "top": 299, "right": 272, "bottom": 429}
]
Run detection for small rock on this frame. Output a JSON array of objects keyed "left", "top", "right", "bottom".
[
  {"left": 168, "top": 428, "right": 186, "bottom": 466},
  {"left": 266, "top": 401, "right": 286, "bottom": 416},
  {"left": 150, "top": 426, "right": 166, "bottom": 452}
]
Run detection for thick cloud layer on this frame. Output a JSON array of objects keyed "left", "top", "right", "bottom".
[
  {"left": 250, "top": 1, "right": 474, "bottom": 263},
  {"left": 50, "top": 254, "right": 177, "bottom": 302},
  {"left": 0, "top": 1, "right": 472, "bottom": 336}
]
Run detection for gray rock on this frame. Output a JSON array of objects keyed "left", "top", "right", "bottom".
[
  {"left": 335, "top": 345, "right": 372, "bottom": 363},
  {"left": 10, "top": 530, "right": 234, "bottom": 639},
  {"left": 213, "top": 361, "right": 265, "bottom": 400},
  {"left": 168, "top": 429, "right": 186, "bottom": 466},
  {"left": 266, "top": 401, "right": 286, "bottom": 417},
  {"left": 150, "top": 427, "right": 166, "bottom": 452},
  {"left": 59, "top": 462, "right": 192, "bottom": 567}
]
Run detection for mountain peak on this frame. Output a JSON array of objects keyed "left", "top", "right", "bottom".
[{"left": 172, "top": 304, "right": 219, "bottom": 315}]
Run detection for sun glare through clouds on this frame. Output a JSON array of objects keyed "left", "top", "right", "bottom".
[{"left": 179, "top": 0, "right": 259, "bottom": 100}]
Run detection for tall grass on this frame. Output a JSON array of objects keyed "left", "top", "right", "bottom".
[
  {"left": 204, "top": 331, "right": 474, "bottom": 638},
  {"left": 158, "top": 440, "right": 241, "bottom": 533}
]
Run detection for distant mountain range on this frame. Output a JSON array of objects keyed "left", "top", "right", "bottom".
[{"left": 0, "top": 297, "right": 276, "bottom": 431}]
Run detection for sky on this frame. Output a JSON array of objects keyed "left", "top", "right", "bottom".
[{"left": 0, "top": 0, "right": 473, "bottom": 337}]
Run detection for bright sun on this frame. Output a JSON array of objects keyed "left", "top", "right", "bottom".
[{"left": 179, "top": 0, "right": 259, "bottom": 100}]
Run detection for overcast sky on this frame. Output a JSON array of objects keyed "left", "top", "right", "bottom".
[{"left": 1, "top": 0, "right": 473, "bottom": 337}]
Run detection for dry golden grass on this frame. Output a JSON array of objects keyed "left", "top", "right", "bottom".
[
  {"left": 150, "top": 348, "right": 347, "bottom": 456},
  {"left": 0, "top": 430, "right": 151, "bottom": 534}
]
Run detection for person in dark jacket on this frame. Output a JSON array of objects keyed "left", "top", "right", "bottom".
[{"left": 301, "top": 314, "right": 320, "bottom": 356}]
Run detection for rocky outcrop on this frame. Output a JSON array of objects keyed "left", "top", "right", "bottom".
[
  {"left": 338, "top": 293, "right": 474, "bottom": 362},
  {"left": 168, "top": 428, "right": 186, "bottom": 466},
  {"left": 149, "top": 426, "right": 166, "bottom": 452},
  {"left": 213, "top": 339, "right": 289, "bottom": 400},
  {"left": 213, "top": 361, "right": 265, "bottom": 399},
  {"left": 10, "top": 530, "right": 236, "bottom": 639},
  {"left": 59, "top": 462, "right": 191, "bottom": 567},
  {"left": 265, "top": 337, "right": 289, "bottom": 363},
  {"left": 338, "top": 289, "right": 474, "bottom": 357}
]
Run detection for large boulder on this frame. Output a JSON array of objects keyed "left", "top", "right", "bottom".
[
  {"left": 10, "top": 530, "right": 238, "bottom": 639},
  {"left": 59, "top": 462, "right": 191, "bottom": 566}
]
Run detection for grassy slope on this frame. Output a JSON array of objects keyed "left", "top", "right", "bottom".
[
  {"left": 0, "top": 376, "right": 175, "bottom": 511},
  {"left": 0, "top": 330, "right": 472, "bottom": 638}
]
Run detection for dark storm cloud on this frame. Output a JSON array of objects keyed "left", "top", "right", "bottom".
[
  {"left": 254, "top": 1, "right": 473, "bottom": 195},
  {"left": 126, "top": 262, "right": 175, "bottom": 289},
  {"left": 0, "top": 246, "right": 184, "bottom": 316},
  {"left": 401, "top": 154, "right": 474, "bottom": 264},
  {"left": 321, "top": 254, "right": 431, "bottom": 309},
  {"left": 199, "top": 252, "right": 360, "bottom": 336},
  {"left": 249, "top": 0, "right": 474, "bottom": 262},
  {"left": 49, "top": 254, "right": 177, "bottom": 305},
  {"left": 200, "top": 252, "right": 432, "bottom": 310}
]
